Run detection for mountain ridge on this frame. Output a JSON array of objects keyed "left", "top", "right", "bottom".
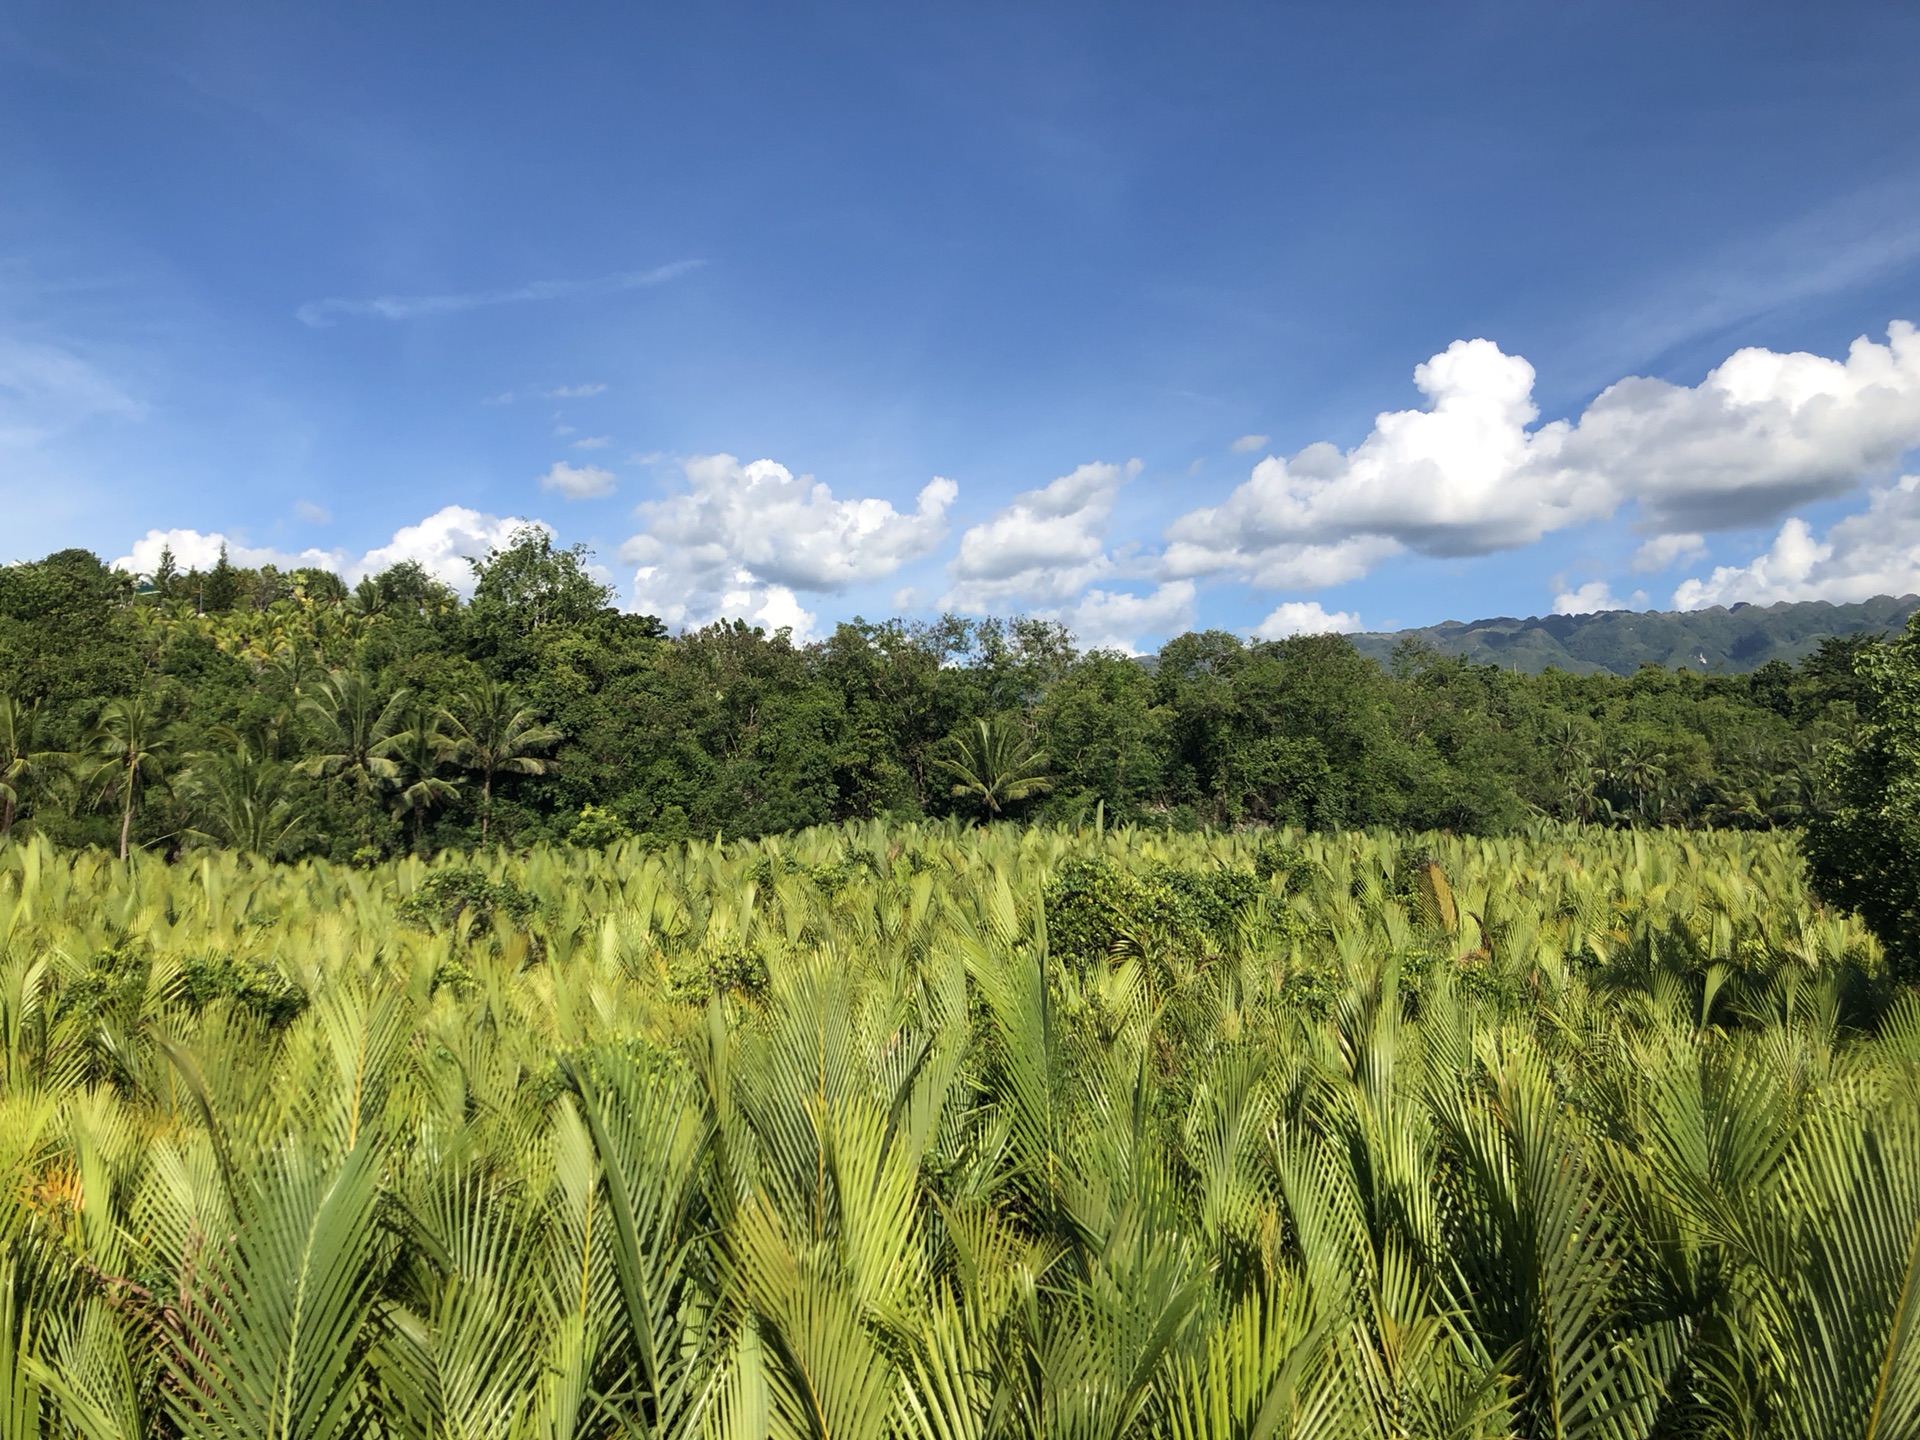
[{"left": 1346, "top": 594, "right": 1919, "bottom": 676}]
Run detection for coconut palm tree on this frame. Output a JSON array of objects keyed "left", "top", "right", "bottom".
[
  {"left": 0, "top": 695, "right": 59, "bottom": 842},
  {"left": 183, "top": 728, "right": 310, "bottom": 857},
  {"left": 81, "top": 693, "right": 175, "bottom": 860},
  {"left": 298, "top": 671, "right": 406, "bottom": 846},
  {"left": 931, "top": 712, "right": 1054, "bottom": 818},
  {"left": 380, "top": 701, "right": 462, "bottom": 852},
  {"left": 444, "top": 680, "right": 562, "bottom": 843}
]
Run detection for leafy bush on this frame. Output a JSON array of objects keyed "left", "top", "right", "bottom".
[
  {"left": 397, "top": 866, "right": 538, "bottom": 931},
  {"left": 1045, "top": 856, "right": 1278, "bottom": 973},
  {"left": 178, "top": 954, "right": 307, "bottom": 1026}
]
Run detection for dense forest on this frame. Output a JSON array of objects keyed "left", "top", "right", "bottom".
[{"left": 0, "top": 536, "right": 1887, "bottom": 860}]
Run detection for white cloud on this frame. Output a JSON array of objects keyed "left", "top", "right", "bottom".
[
  {"left": 1060, "top": 582, "right": 1197, "bottom": 653},
  {"left": 1566, "top": 323, "right": 1920, "bottom": 530},
  {"left": 1631, "top": 532, "right": 1705, "bottom": 572},
  {"left": 296, "top": 261, "right": 703, "bottom": 327},
  {"left": 944, "top": 460, "right": 1139, "bottom": 609},
  {"left": 572, "top": 435, "right": 612, "bottom": 450},
  {"left": 1552, "top": 581, "right": 1647, "bottom": 615},
  {"left": 939, "top": 461, "right": 1196, "bottom": 650},
  {"left": 294, "top": 500, "right": 332, "bottom": 525},
  {"left": 1672, "top": 475, "right": 1920, "bottom": 609},
  {"left": 545, "top": 382, "right": 607, "bottom": 398},
  {"left": 348, "top": 506, "right": 545, "bottom": 590},
  {"left": 539, "top": 460, "right": 617, "bottom": 499},
  {"left": 114, "top": 506, "right": 546, "bottom": 591},
  {"left": 114, "top": 530, "right": 349, "bottom": 577},
  {"left": 621, "top": 454, "right": 956, "bottom": 635},
  {"left": 1230, "top": 433, "right": 1270, "bottom": 454},
  {"left": 1163, "top": 323, "right": 1920, "bottom": 590},
  {"left": 1253, "top": 600, "right": 1363, "bottom": 639}
]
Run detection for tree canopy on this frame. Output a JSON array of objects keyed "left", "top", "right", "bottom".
[{"left": 0, "top": 543, "right": 1881, "bottom": 859}]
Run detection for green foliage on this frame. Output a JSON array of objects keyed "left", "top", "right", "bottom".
[
  {"left": 0, "top": 546, "right": 1893, "bottom": 859},
  {"left": 1045, "top": 854, "right": 1285, "bottom": 975},
  {"left": 567, "top": 802, "right": 632, "bottom": 848},
  {"left": 1805, "top": 611, "right": 1920, "bottom": 983},
  {"left": 395, "top": 865, "right": 538, "bottom": 930},
  {"left": 0, "top": 823, "right": 1913, "bottom": 1440},
  {"left": 176, "top": 953, "right": 308, "bottom": 1025}
]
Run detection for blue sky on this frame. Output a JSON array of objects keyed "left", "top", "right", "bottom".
[{"left": 6, "top": 2, "right": 1920, "bottom": 648}]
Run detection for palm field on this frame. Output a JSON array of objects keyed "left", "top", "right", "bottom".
[{"left": 4, "top": 821, "right": 1919, "bottom": 1440}]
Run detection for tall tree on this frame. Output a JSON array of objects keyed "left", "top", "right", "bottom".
[
  {"left": 0, "top": 696, "right": 58, "bottom": 841},
  {"left": 444, "top": 681, "right": 562, "bottom": 843},
  {"left": 380, "top": 702, "right": 462, "bottom": 852},
  {"left": 184, "top": 728, "right": 309, "bottom": 858},
  {"left": 467, "top": 527, "right": 614, "bottom": 650},
  {"left": 82, "top": 694, "right": 174, "bottom": 860},
  {"left": 1805, "top": 613, "right": 1920, "bottom": 982},
  {"left": 298, "top": 672, "right": 407, "bottom": 798}
]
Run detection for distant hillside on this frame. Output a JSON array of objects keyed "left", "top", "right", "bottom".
[{"left": 1348, "top": 595, "right": 1919, "bottom": 676}]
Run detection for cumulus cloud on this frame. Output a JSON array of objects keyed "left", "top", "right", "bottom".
[
  {"left": 342, "top": 506, "right": 544, "bottom": 590},
  {"left": 1230, "top": 434, "right": 1270, "bottom": 454},
  {"left": 1059, "top": 582, "right": 1197, "bottom": 653},
  {"left": 539, "top": 460, "right": 617, "bottom": 499},
  {"left": 114, "top": 506, "right": 545, "bottom": 595},
  {"left": 1672, "top": 475, "right": 1920, "bottom": 609},
  {"left": 114, "top": 531, "right": 348, "bottom": 577},
  {"left": 940, "top": 461, "right": 1196, "bottom": 651},
  {"left": 1253, "top": 601, "right": 1363, "bottom": 639},
  {"left": 944, "top": 461, "right": 1139, "bottom": 609},
  {"left": 572, "top": 436, "right": 612, "bottom": 450},
  {"left": 1632, "top": 532, "right": 1706, "bottom": 572},
  {"left": 294, "top": 500, "right": 332, "bottom": 525},
  {"left": 1552, "top": 581, "right": 1644, "bottom": 615},
  {"left": 1163, "top": 323, "right": 1920, "bottom": 590},
  {"left": 621, "top": 454, "right": 956, "bottom": 637}
]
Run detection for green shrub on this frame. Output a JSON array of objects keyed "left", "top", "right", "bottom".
[
  {"left": 1045, "top": 856, "right": 1276, "bottom": 973},
  {"left": 398, "top": 867, "right": 539, "bottom": 931}
]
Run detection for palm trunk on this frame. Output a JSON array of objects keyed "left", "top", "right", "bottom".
[
  {"left": 1, "top": 790, "right": 14, "bottom": 843},
  {"left": 480, "top": 772, "right": 492, "bottom": 845},
  {"left": 119, "top": 760, "right": 135, "bottom": 861},
  {"left": 412, "top": 804, "right": 424, "bottom": 855}
]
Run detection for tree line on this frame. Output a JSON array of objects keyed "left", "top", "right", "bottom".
[{"left": 0, "top": 534, "right": 1889, "bottom": 861}]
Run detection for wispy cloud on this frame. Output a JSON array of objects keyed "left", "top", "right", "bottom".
[
  {"left": 296, "top": 260, "right": 704, "bottom": 327},
  {"left": 1565, "top": 178, "right": 1920, "bottom": 392}
]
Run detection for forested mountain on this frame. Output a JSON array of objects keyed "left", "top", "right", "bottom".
[
  {"left": 1350, "top": 594, "right": 1918, "bottom": 675},
  {"left": 0, "top": 539, "right": 1888, "bottom": 857}
]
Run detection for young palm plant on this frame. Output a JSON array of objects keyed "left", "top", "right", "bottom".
[{"left": 931, "top": 713, "right": 1054, "bottom": 819}]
